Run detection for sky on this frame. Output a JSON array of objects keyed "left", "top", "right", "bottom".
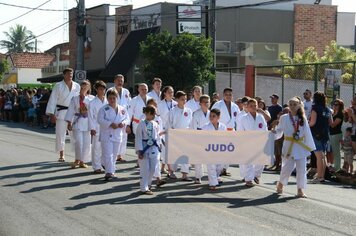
[{"left": 0, "top": 0, "right": 355, "bottom": 53}]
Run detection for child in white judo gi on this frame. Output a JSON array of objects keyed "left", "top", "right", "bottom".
[
  {"left": 147, "top": 77, "right": 162, "bottom": 102},
  {"left": 201, "top": 108, "right": 227, "bottom": 190},
  {"left": 190, "top": 94, "right": 211, "bottom": 184},
  {"left": 157, "top": 86, "right": 177, "bottom": 176},
  {"left": 212, "top": 87, "right": 240, "bottom": 176},
  {"left": 65, "top": 80, "right": 94, "bottom": 169},
  {"left": 168, "top": 91, "right": 193, "bottom": 181},
  {"left": 88, "top": 80, "right": 108, "bottom": 174},
  {"left": 135, "top": 105, "right": 162, "bottom": 195},
  {"left": 97, "top": 90, "right": 130, "bottom": 180},
  {"left": 274, "top": 97, "right": 316, "bottom": 198},
  {"left": 106, "top": 74, "right": 131, "bottom": 162},
  {"left": 237, "top": 98, "right": 268, "bottom": 187},
  {"left": 141, "top": 98, "right": 166, "bottom": 187},
  {"left": 186, "top": 85, "right": 202, "bottom": 113}
]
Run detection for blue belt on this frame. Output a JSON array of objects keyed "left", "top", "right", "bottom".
[{"left": 142, "top": 139, "right": 161, "bottom": 154}]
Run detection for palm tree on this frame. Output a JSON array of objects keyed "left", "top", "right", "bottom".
[{"left": 0, "top": 24, "right": 35, "bottom": 53}]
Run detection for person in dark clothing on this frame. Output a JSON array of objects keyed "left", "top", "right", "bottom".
[{"left": 268, "top": 94, "right": 283, "bottom": 170}]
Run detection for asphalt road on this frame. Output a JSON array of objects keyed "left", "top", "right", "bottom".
[{"left": 0, "top": 122, "right": 355, "bottom": 236}]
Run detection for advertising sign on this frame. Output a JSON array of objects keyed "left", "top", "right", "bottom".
[
  {"left": 325, "top": 69, "right": 341, "bottom": 101},
  {"left": 177, "top": 21, "right": 202, "bottom": 34},
  {"left": 177, "top": 5, "right": 202, "bottom": 19}
]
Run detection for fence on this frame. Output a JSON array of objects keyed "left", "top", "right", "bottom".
[{"left": 215, "top": 61, "right": 356, "bottom": 106}]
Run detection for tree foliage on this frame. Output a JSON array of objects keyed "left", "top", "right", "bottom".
[
  {"left": 0, "top": 59, "right": 9, "bottom": 81},
  {"left": 279, "top": 41, "right": 356, "bottom": 83},
  {"left": 0, "top": 24, "right": 35, "bottom": 53},
  {"left": 140, "top": 31, "right": 214, "bottom": 91}
]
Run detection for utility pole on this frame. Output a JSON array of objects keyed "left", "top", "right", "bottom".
[
  {"left": 76, "top": 0, "right": 85, "bottom": 70},
  {"left": 210, "top": 0, "right": 216, "bottom": 68},
  {"left": 208, "top": 0, "right": 216, "bottom": 95}
]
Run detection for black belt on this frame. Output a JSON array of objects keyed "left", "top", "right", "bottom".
[{"left": 56, "top": 105, "right": 68, "bottom": 111}]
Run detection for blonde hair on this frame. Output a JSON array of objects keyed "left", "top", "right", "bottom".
[{"left": 288, "top": 96, "right": 306, "bottom": 126}]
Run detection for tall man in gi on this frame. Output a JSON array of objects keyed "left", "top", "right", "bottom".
[
  {"left": 212, "top": 87, "right": 240, "bottom": 176},
  {"left": 46, "top": 68, "right": 80, "bottom": 162}
]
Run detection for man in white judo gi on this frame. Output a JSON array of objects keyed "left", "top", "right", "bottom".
[
  {"left": 46, "top": 68, "right": 80, "bottom": 162},
  {"left": 128, "top": 83, "right": 151, "bottom": 135},
  {"left": 212, "top": 87, "right": 240, "bottom": 176}
]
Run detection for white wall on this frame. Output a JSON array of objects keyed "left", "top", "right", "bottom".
[
  {"left": 106, "top": 16, "right": 116, "bottom": 64},
  {"left": 214, "top": 0, "right": 332, "bottom": 10},
  {"left": 337, "top": 12, "right": 356, "bottom": 46},
  {"left": 17, "top": 68, "right": 42, "bottom": 84},
  {"left": 216, "top": 71, "right": 354, "bottom": 106}
]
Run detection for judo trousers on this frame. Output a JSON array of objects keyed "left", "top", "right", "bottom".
[
  {"left": 101, "top": 140, "right": 120, "bottom": 174},
  {"left": 279, "top": 157, "right": 307, "bottom": 189}
]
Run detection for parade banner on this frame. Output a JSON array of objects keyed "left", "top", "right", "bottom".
[{"left": 165, "top": 129, "right": 274, "bottom": 165}]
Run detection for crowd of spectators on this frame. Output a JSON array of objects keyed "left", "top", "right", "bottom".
[{"left": 0, "top": 87, "right": 51, "bottom": 128}]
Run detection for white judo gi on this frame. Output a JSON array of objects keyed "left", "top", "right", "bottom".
[
  {"left": 65, "top": 95, "right": 94, "bottom": 162},
  {"left": 135, "top": 120, "right": 161, "bottom": 192},
  {"left": 157, "top": 99, "right": 177, "bottom": 164},
  {"left": 212, "top": 100, "right": 240, "bottom": 170},
  {"left": 190, "top": 108, "right": 210, "bottom": 179},
  {"left": 128, "top": 95, "right": 151, "bottom": 134},
  {"left": 168, "top": 106, "right": 193, "bottom": 173},
  {"left": 186, "top": 98, "right": 200, "bottom": 113},
  {"left": 275, "top": 114, "right": 316, "bottom": 189},
  {"left": 88, "top": 96, "right": 108, "bottom": 170},
  {"left": 202, "top": 122, "right": 227, "bottom": 186},
  {"left": 46, "top": 80, "right": 80, "bottom": 152},
  {"left": 97, "top": 104, "right": 130, "bottom": 175},
  {"left": 237, "top": 112, "right": 268, "bottom": 182},
  {"left": 107, "top": 87, "right": 131, "bottom": 157},
  {"left": 139, "top": 114, "right": 164, "bottom": 179},
  {"left": 147, "top": 90, "right": 161, "bottom": 102}
]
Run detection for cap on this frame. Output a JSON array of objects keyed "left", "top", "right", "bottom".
[{"left": 270, "top": 94, "right": 279, "bottom": 99}]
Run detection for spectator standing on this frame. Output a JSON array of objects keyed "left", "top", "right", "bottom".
[
  {"left": 268, "top": 94, "right": 283, "bottom": 171},
  {"left": 303, "top": 89, "right": 313, "bottom": 120},
  {"left": 328, "top": 99, "right": 344, "bottom": 170},
  {"left": 309, "top": 91, "right": 333, "bottom": 183}
]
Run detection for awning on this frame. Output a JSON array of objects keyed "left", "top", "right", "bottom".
[
  {"left": 37, "top": 69, "right": 103, "bottom": 84},
  {"left": 99, "top": 27, "right": 160, "bottom": 80},
  {"left": 1, "top": 73, "right": 17, "bottom": 84}
]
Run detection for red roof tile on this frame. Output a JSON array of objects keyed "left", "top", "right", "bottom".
[{"left": 8, "top": 52, "right": 55, "bottom": 69}]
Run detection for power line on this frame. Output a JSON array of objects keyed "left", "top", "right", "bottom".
[
  {"left": 0, "top": 0, "right": 52, "bottom": 26},
  {"left": 24, "top": 18, "right": 75, "bottom": 43},
  {"left": 0, "top": 2, "right": 126, "bottom": 12},
  {"left": 0, "top": 1, "right": 66, "bottom": 12}
]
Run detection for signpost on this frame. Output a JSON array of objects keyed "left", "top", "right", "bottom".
[
  {"left": 75, "top": 70, "right": 87, "bottom": 83},
  {"left": 325, "top": 69, "right": 341, "bottom": 102}
]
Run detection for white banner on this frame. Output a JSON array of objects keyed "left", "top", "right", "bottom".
[{"left": 165, "top": 129, "right": 274, "bottom": 165}]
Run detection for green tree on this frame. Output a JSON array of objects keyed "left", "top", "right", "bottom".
[
  {"left": 279, "top": 41, "right": 356, "bottom": 83},
  {"left": 0, "top": 24, "right": 35, "bottom": 53},
  {"left": 0, "top": 59, "right": 9, "bottom": 82},
  {"left": 140, "top": 31, "right": 214, "bottom": 91}
]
